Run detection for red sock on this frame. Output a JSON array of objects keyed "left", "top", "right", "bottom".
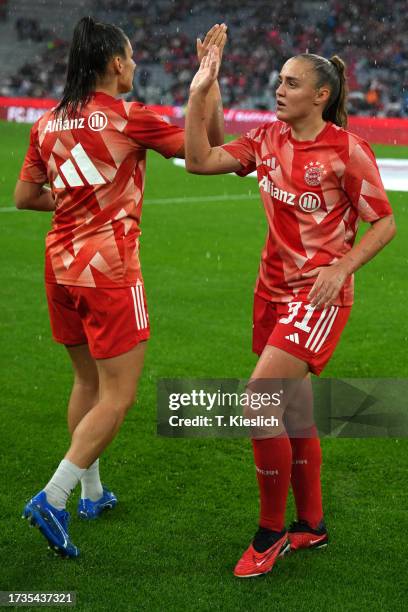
[
  {"left": 251, "top": 435, "right": 292, "bottom": 532},
  {"left": 290, "top": 425, "right": 323, "bottom": 528}
]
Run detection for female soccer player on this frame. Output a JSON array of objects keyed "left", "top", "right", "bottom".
[
  {"left": 185, "top": 46, "right": 396, "bottom": 578},
  {"left": 15, "top": 17, "right": 227, "bottom": 558}
]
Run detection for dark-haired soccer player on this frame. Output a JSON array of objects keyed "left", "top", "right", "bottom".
[
  {"left": 185, "top": 47, "right": 396, "bottom": 577},
  {"left": 15, "top": 17, "right": 227, "bottom": 558}
]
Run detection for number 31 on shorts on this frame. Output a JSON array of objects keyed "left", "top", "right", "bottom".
[{"left": 279, "top": 302, "right": 315, "bottom": 332}]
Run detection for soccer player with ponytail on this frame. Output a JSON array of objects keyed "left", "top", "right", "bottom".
[
  {"left": 16, "top": 17, "right": 227, "bottom": 558},
  {"left": 185, "top": 48, "right": 396, "bottom": 577}
]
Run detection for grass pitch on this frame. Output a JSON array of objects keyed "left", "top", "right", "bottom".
[{"left": 0, "top": 120, "right": 407, "bottom": 611}]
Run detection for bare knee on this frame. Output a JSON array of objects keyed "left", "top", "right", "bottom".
[
  {"left": 243, "top": 380, "right": 284, "bottom": 420},
  {"left": 73, "top": 375, "right": 99, "bottom": 400},
  {"left": 243, "top": 386, "right": 285, "bottom": 437},
  {"left": 95, "top": 341, "right": 145, "bottom": 421},
  {"left": 119, "top": 392, "right": 137, "bottom": 416},
  {"left": 284, "top": 404, "right": 314, "bottom": 434},
  {"left": 102, "top": 391, "right": 137, "bottom": 422}
]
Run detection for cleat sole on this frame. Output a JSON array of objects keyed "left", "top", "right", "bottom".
[
  {"left": 24, "top": 506, "right": 78, "bottom": 559},
  {"left": 235, "top": 572, "right": 267, "bottom": 579}
]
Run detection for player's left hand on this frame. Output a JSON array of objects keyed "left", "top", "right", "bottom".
[
  {"left": 304, "top": 263, "right": 349, "bottom": 309},
  {"left": 197, "top": 23, "right": 227, "bottom": 63},
  {"left": 190, "top": 45, "right": 220, "bottom": 96}
]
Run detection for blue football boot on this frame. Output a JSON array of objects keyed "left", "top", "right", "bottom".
[
  {"left": 22, "top": 491, "right": 79, "bottom": 558},
  {"left": 77, "top": 486, "right": 117, "bottom": 520}
]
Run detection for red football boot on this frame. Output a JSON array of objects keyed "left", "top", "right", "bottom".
[
  {"left": 234, "top": 528, "right": 290, "bottom": 578},
  {"left": 288, "top": 519, "right": 328, "bottom": 551}
]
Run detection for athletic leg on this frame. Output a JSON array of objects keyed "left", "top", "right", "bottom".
[
  {"left": 65, "top": 341, "right": 147, "bottom": 468},
  {"left": 253, "top": 351, "right": 326, "bottom": 541},
  {"left": 249, "top": 346, "right": 309, "bottom": 533},
  {"left": 284, "top": 374, "right": 324, "bottom": 529},
  {"left": 65, "top": 344, "right": 103, "bottom": 502},
  {"left": 234, "top": 346, "right": 308, "bottom": 577},
  {"left": 66, "top": 344, "right": 99, "bottom": 435},
  {"left": 37, "top": 345, "right": 99, "bottom": 510},
  {"left": 23, "top": 342, "right": 146, "bottom": 557}
]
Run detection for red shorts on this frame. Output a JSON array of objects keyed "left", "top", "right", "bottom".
[
  {"left": 45, "top": 282, "right": 150, "bottom": 359},
  {"left": 252, "top": 294, "right": 351, "bottom": 375}
]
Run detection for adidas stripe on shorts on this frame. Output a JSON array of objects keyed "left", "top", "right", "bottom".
[
  {"left": 45, "top": 280, "right": 150, "bottom": 359},
  {"left": 252, "top": 293, "right": 351, "bottom": 375}
]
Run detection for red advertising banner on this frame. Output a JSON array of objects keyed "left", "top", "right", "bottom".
[{"left": 0, "top": 96, "right": 407, "bottom": 145}]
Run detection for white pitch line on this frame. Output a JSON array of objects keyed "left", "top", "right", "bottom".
[{"left": 144, "top": 193, "right": 260, "bottom": 204}]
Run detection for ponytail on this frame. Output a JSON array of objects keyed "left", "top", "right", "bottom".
[
  {"left": 55, "top": 16, "right": 127, "bottom": 120},
  {"left": 326, "top": 55, "right": 348, "bottom": 128},
  {"left": 297, "top": 52, "right": 348, "bottom": 128}
]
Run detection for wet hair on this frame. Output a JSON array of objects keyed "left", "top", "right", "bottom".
[
  {"left": 297, "top": 53, "right": 348, "bottom": 128},
  {"left": 55, "top": 16, "right": 128, "bottom": 119}
]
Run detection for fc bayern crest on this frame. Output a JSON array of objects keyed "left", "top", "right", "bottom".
[{"left": 304, "top": 161, "right": 326, "bottom": 186}]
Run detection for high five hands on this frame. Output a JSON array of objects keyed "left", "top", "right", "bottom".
[
  {"left": 197, "top": 23, "right": 227, "bottom": 63},
  {"left": 191, "top": 45, "right": 221, "bottom": 96}
]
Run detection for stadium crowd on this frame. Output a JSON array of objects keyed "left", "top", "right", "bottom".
[
  {"left": 1, "top": 0, "right": 407, "bottom": 117},
  {"left": 0, "top": 0, "right": 7, "bottom": 21}
]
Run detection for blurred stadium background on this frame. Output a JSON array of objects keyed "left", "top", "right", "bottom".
[
  {"left": 0, "top": 1, "right": 407, "bottom": 611},
  {"left": 0, "top": 0, "right": 407, "bottom": 114}
]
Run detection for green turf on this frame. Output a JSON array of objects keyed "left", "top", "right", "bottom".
[{"left": 0, "top": 120, "right": 407, "bottom": 611}]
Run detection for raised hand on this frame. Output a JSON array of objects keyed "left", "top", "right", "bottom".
[
  {"left": 190, "top": 45, "right": 221, "bottom": 96},
  {"left": 197, "top": 23, "right": 227, "bottom": 63}
]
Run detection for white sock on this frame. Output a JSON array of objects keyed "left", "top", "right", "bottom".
[
  {"left": 44, "top": 459, "right": 85, "bottom": 510},
  {"left": 80, "top": 459, "right": 103, "bottom": 501}
]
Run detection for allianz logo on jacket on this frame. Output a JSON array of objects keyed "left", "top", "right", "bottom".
[
  {"left": 44, "top": 112, "right": 108, "bottom": 134},
  {"left": 258, "top": 176, "right": 321, "bottom": 212}
]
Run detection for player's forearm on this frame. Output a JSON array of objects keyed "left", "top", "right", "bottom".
[
  {"left": 15, "top": 185, "right": 56, "bottom": 211},
  {"left": 185, "top": 91, "right": 213, "bottom": 173},
  {"left": 205, "top": 81, "right": 224, "bottom": 146},
  {"left": 30, "top": 189, "right": 56, "bottom": 211},
  {"left": 338, "top": 215, "right": 396, "bottom": 275}
]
